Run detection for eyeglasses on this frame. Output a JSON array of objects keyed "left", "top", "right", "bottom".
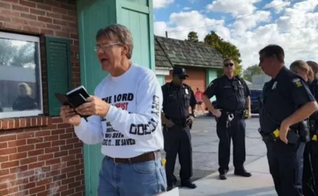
[
  {"left": 224, "top": 63, "right": 234, "bottom": 67},
  {"left": 94, "top": 43, "right": 122, "bottom": 52}
]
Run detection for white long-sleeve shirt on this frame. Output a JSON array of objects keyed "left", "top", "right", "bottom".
[{"left": 74, "top": 64, "right": 164, "bottom": 158}]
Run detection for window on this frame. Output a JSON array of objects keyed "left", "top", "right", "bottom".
[{"left": 0, "top": 32, "right": 43, "bottom": 119}]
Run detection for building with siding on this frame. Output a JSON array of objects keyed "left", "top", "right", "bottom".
[
  {"left": 0, "top": 0, "right": 155, "bottom": 195},
  {"left": 154, "top": 35, "right": 224, "bottom": 111}
]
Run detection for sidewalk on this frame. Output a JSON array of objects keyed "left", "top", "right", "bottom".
[{"left": 179, "top": 156, "right": 276, "bottom": 196}]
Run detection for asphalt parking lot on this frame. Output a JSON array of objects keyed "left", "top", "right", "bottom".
[{"left": 170, "top": 115, "right": 266, "bottom": 181}]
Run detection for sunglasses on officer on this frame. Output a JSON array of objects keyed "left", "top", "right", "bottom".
[{"left": 224, "top": 63, "right": 234, "bottom": 67}]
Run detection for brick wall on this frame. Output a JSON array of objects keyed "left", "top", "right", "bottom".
[
  {"left": 165, "top": 68, "right": 207, "bottom": 111},
  {"left": 0, "top": 0, "right": 84, "bottom": 196}
]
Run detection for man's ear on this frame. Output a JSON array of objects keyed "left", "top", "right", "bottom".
[{"left": 121, "top": 45, "right": 129, "bottom": 56}]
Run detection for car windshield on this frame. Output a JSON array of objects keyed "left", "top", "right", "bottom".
[{"left": 251, "top": 90, "right": 262, "bottom": 98}]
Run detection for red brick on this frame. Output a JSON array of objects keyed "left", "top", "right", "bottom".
[
  {"left": 46, "top": 159, "right": 62, "bottom": 167},
  {"left": 17, "top": 132, "right": 34, "bottom": 140},
  {"left": 12, "top": 5, "right": 29, "bottom": 12},
  {"left": 29, "top": 185, "right": 45, "bottom": 194},
  {"left": 36, "top": 142, "right": 51, "bottom": 149},
  {"left": 60, "top": 133, "right": 73, "bottom": 139},
  {"left": 44, "top": 135, "right": 58, "bottom": 141},
  {"left": 35, "top": 130, "right": 51, "bottom": 137},
  {"left": 0, "top": 0, "right": 83, "bottom": 194},
  {"left": 0, "top": 2, "right": 11, "bottom": 9},
  {"left": 9, "top": 139, "right": 26, "bottom": 147},
  {"left": 20, "top": 13, "right": 37, "bottom": 20},
  {"left": 20, "top": 157, "right": 38, "bottom": 165},
  {"left": 1, "top": 161, "right": 19, "bottom": 169},
  {"left": 27, "top": 137, "right": 44, "bottom": 144},
  {"left": 0, "top": 156, "right": 8, "bottom": 163},
  {"left": 38, "top": 154, "right": 53, "bottom": 161},
  {"left": 28, "top": 149, "right": 44, "bottom": 157},
  {"left": 45, "top": 146, "right": 59, "bottom": 153},
  {"left": 0, "top": 135, "right": 16, "bottom": 142},
  {"left": 53, "top": 18, "right": 66, "bottom": 25},
  {"left": 0, "top": 147, "right": 17, "bottom": 155},
  {"left": 30, "top": 8, "right": 45, "bottom": 15},
  {"left": 0, "top": 142, "right": 7, "bottom": 149},
  {"left": 9, "top": 152, "right": 27, "bottom": 161},
  {"left": 28, "top": 162, "right": 45, "bottom": 169},
  {"left": 20, "top": 0, "right": 36, "bottom": 8},
  {"left": 0, "top": 10, "right": 19, "bottom": 17},
  {"left": 54, "top": 150, "right": 68, "bottom": 158},
  {"left": 38, "top": 16, "right": 52, "bottom": 23},
  {"left": 36, "top": 3, "right": 51, "bottom": 11}
]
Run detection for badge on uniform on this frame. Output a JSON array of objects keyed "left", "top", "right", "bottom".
[
  {"left": 185, "top": 88, "right": 189, "bottom": 94},
  {"left": 292, "top": 78, "right": 302, "bottom": 87}
]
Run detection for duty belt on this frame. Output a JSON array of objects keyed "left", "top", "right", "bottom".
[
  {"left": 258, "top": 128, "right": 300, "bottom": 144},
  {"left": 309, "top": 119, "right": 318, "bottom": 141}
]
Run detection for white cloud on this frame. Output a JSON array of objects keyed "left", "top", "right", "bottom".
[
  {"left": 264, "top": 0, "right": 291, "bottom": 13},
  {"left": 153, "top": 0, "right": 174, "bottom": 9},
  {"left": 154, "top": 0, "right": 318, "bottom": 69},
  {"left": 183, "top": 7, "right": 191, "bottom": 10},
  {"left": 155, "top": 11, "right": 225, "bottom": 41},
  {"left": 206, "top": 0, "right": 260, "bottom": 16}
]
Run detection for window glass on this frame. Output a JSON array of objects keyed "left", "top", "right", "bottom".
[{"left": 0, "top": 32, "right": 43, "bottom": 118}]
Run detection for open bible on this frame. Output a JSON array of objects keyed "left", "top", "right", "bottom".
[{"left": 55, "top": 85, "right": 90, "bottom": 119}]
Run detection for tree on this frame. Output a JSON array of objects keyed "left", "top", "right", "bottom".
[
  {"left": 0, "top": 39, "right": 17, "bottom": 66},
  {"left": 11, "top": 43, "right": 35, "bottom": 67},
  {"left": 204, "top": 31, "right": 242, "bottom": 76},
  {"left": 243, "top": 64, "right": 263, "bottom": 82},
  {"left": 187, "top": 31, "right": 199, "bottom": 43}
]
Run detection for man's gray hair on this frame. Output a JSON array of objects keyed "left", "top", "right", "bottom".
[{"left": 96, "top": 24, "right": 134, "bottom": 59}]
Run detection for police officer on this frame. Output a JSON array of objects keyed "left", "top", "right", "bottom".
[
  {"left": 305, "top": 61, "right": 318, "bottom": 196},
  {"left": 161, "top": 66, "right": 197, "bottom": 191},
  {"left": 203, "top": 58, "right": 252, "bottom": 180},
  {"left": 258, "top": 44, "right": 318, "bottom": 196}
]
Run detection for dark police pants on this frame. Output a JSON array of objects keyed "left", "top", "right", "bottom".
[
  {"left": 303, "top": 141, "right": 318, "bottom": 196},
  {"left": 266, "top": 139, "right": 306, "bottom": 196},
  {"left": 163, "top": 125, "right": 192, "bottom": 186},
  {"left": 216, "top": 113, "right": 246, "bottom": 174}
]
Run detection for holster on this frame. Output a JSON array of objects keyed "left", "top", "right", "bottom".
[
  {"left": 310, "top": 119, "right": 318, "bottom": 136},
  {"left": 258, "top": 128, "right": 300, "bottom": 145},
  {"left": 298, "top": 120, "right": 310, "bottom": 142}
]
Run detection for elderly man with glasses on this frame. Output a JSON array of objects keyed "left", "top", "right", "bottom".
[
  {"left": 203, "top": 58, "right": 252, "bottom": 180},
  {"left": 60, "top": 24, "right": 166, "bottom": 196}
]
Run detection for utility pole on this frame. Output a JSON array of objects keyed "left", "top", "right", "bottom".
[{"left": 165, "top": 31, "right": 168, "bottom": 38}]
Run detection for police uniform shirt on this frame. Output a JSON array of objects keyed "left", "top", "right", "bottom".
[
  {"left": 204, "top": 75, "right": 251, "bottom": 111},
  {"left": 259, "top": 67, "right": 315, "bottom": 134},
  {"left": 162, "top": 82, "right": 197, "bottom": 119},
  {"left": 309, "top": 79, "right": 318, "bottom": 122}
]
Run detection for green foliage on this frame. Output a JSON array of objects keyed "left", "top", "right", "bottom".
[
  {"left": 243, "top": 64, "right": 263, "bottom": 82},
  {"left": 0, "top": 39, "right": 35, "bottom": 67},
  {"left": 187, "top": 31, "right": 199, "bottom": 43},
  {"left": 204, "top": 31, "right": 242, "bottom": 76}
]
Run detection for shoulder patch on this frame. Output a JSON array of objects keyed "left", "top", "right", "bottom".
[{"left": 292, "top": 78, "right": 302, "bottom": 87}]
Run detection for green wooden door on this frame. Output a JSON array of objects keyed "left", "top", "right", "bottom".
[
  {"left": 77, "top": 1, "right": 117, "bottom": 196},
  {"left": 116, "top": 0, "right": 155, "bottom": 70},
  {"left": 77, "top": 0, "right": 155, "bottom": 195}
]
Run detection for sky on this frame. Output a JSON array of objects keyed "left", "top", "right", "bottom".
[{"left": 152, "top": 0, "right": 318, "bottom": 69}]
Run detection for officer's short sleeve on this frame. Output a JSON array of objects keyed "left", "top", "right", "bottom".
[
  {"left": 204, "top": 79, "right": 218, "bottom": 99},
  {"left": 289, "top": 78, "right": 315, "bottom": 107},
  {"left": 161, "top": 85, "right": 167, "bottom": 112},
  {"left": 242, "top": 80, "right": 251, "bottom": 97},
  {"left": 189, "top": 88, "right": 197, "bottom": 108}
]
